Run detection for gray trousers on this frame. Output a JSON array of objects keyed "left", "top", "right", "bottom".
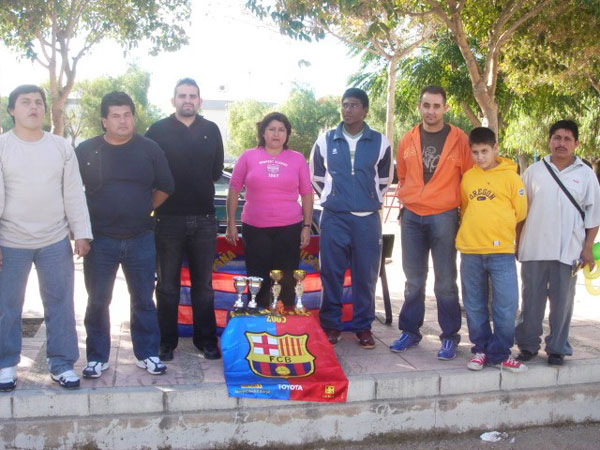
[{"left": 515, "top": 261, "right": 576, "bottom": 356}]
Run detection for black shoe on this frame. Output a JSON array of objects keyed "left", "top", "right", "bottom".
[
  {"left": 548, "top": 353, "right": 564, "bottom": 365},
  {"left": 516, "top": 350, "right": 538, "bottom": 362},
  {"left": 198, "top": 345, "right": 221, "bottom": 360},
  {"left": 159, "top": 349, "right": 174, "bottom": 362}
]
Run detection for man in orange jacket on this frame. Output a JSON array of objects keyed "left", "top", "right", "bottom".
[{"left": 390, "top": 85, "right": 472, "bottom": 360}]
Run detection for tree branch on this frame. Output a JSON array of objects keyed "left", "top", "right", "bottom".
[
  {"left": 461, "top": 101, "right": 481, "bottom": 127},
  {"left": 590, "top": 76, "right": 600, "bottom": 94}
]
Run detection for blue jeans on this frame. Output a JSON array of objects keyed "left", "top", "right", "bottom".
[
  {"left": 461, "top": 253, "right": 518, "bottom": 364},
  {"left": 398, "top": 208, "right": 461, "bottom": 342},
  {"left": 0, "top": 237, "right": 78, "bottom": 375},
  {"left": 83, "top": 231, "right": 160, "bottom": 362},
  {"left": 155, "top": 215, "right": 218, "bottom": 351},
  {"left": 319, "top": 210, "right": 382, "bottom": 332}
]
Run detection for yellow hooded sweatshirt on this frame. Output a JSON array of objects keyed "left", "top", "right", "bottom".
[{"left": 456, "top": 157, "right": 527, "bottom": 254}]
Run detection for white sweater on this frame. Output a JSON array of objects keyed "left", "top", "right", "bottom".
[{"left": 0, "top": 130, "right": 93, "bottom": 249}]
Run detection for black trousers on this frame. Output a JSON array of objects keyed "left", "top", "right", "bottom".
[
  {"left": 155, "top": 215, "right": 218, "bottom": 352},
  {"left": 242, "top": 221, "right": 302, "bottom": 307}
]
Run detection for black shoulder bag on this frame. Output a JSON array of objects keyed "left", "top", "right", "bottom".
[{"left": 542, "top": 159, "right": 585, "bottom": 221}]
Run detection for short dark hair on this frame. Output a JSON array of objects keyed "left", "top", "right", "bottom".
[
  {"left": 419, "top": 85, "right": 447, "bottom": 104},
  {"left": 256, "top": 112, "right": 292, "bottom": 149},
  {"left": 342, "top": 88, "right": 369, "bottom": 109},
  {"left": 174, "top": 77, "right": 200, "bottom": 98},
  {"left": 7, "top": 85, "right": 47, "bottom": 123},
  {"left": 469, "top": 127, "right": 496, "bottom": 147},
  {"left": 549, "top": 120, "right": 578, "bottom": 141},
  {"left": 100, "top": 91, "right": 135, "bottom": 118}
]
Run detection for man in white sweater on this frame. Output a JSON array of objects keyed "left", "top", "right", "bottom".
[{"left": 0, "top": 85, "right": 93, "bottom": 391}]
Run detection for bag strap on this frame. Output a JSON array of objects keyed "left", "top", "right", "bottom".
[{"left": 542, "top": 159, "right": 585, "bottom": 221}]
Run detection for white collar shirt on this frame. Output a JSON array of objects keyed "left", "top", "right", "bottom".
[{"left": 518, "top": 155, "right": 600, "bottom": 265}]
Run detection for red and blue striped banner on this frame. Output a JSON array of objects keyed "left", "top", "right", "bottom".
[{"left": 178, "top": 235, "right": 354, "bottom": 335}]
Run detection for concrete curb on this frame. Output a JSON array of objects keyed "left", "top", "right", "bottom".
[
  {"left": 1, "top": 360, "right": 599, "bottom": 449},
  {"left": 1, "top": 359, "right": 599, "bottom": 420}
]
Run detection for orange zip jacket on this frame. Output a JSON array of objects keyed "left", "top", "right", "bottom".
[{"left": 396, "top": 124, "right": 472, "bottom": 216}]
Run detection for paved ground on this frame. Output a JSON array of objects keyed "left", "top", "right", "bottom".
[{"left": 15, "top": 218, "right": 600, "bottom": 391}]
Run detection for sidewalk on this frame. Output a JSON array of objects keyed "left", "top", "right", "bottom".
[{"left": 3, "top": 221, "right": 600, "bottom": 449}]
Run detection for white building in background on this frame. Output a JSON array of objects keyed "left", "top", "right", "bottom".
[{"left": 200, "top": 99, "right": 233, "bottom": 154}]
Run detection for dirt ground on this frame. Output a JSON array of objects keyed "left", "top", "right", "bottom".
[{"left": 224, "top": 422, "right": 600, "bottom": 450}]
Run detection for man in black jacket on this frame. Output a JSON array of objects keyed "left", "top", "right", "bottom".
[{"left": 146, "top": 78, "right": 224, "bottom": 361}]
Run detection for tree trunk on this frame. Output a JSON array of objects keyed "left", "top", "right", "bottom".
[
  {"left": 517, "top": 152, "right": 529, "bottom": 175},
  {"left": 591, "top": 157, "right": 600, "bottom": 183},
  {"left": 385, "top": 56, "right": 398, "bottom": 147},
  {"left": 51, "top": 94, "right": 66, "bottom": 136},
  {"left": 474, "top": 92, "right": 499, "bottom": 136}
]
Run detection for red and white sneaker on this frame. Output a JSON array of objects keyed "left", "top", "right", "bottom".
[
  {"left": 495, "top": 356, "right": 527, "bottom": 373},
  {"left": 467, "top": 353, "right": 487, "bottom": 371}
]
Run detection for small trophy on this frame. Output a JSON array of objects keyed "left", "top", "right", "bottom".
[
  {"left": 293, "top": 270, "right": 306, "bottom": 312},
  {"left": 247, "top": 276, "right": 263, "bottom": 313},
  {"left": 269, "top": 270, "right": 283, "bottom": 312},
  {"left": 232, "top": 276, "right": 248, "bottom": 313}
]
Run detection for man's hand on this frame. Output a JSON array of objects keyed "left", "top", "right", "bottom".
[
  {"left": 74, "top": 239, "right": 91, "bottom": 259},
  {"left": 581, "top": 244, "right": 595, "bottom": 271}
]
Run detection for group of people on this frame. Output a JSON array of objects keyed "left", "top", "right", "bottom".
[
  {"left": 390, "top": 86, "right": 600, "bottom": 373},
  {"left": 0, "top": 79, "right": 598, "bottom": 393},
  {"left": 0, "top": 79, "right": 225, "bottom": 391}
]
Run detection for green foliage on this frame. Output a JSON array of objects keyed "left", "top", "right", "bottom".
[
  {"left": 279, "top": 86, "right": 340, "bottom": 157},
  {"left": 227, "top": 99, "right": 271, "bottom": 157},
  {"left": 0, "top": 97, "right": 13, "bottom": 133},
  {"left": 0, "top": 0, "right": 191, "bottom": 57},
  {"left": 0, "top": 0, "right": 190, "bottom": 134},
  {"left": 68, "top": 65, "right": 163, "bottom": 142},
  {"left": 226, "top": 86, "right": 341, "bottom": 160}
]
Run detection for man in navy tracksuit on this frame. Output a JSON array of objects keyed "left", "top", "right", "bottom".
[{"left": 309, "top": 88, "right": 393, "bottom": 349}]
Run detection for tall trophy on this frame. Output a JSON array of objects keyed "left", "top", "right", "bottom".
[
  {"left": 293, "top": 270, "right": 306, "bottom": 312},
  {"left": 269, "top": 270, "right": 283, "bottom": 312},
  {"left": 232, "top": 276, "right": 248, "bottom": 313},
  {"left": 247, "top": 276, "right": 263, "bottom": 313}
]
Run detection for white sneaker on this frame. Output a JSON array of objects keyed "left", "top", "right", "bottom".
[
  {"left": 82, "top": 361, "right": 110, "bottom": 378},
  {"left": 467, "top": 353, "right": 487, "bottom": 371},
  {"left": 0, "top": 366, "right": 17, "bottom": 392},
  {"left": 136, "top": 356, "right": 167, "bottom": 375},
  {"left": 51, "top": 370, "right": 80, "bottom": 389}
]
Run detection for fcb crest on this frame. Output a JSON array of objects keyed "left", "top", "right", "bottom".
[{"left": 245, "top": 332, "right": 315, "bottom": 378}]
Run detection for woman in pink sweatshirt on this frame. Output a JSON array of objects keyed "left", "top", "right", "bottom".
[{"left": 225, "top": 112, "right": 313, "bottom": 307}]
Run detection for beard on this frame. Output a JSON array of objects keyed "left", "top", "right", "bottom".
[{"left": 178, "top": 108, "right": 196, "bottom": 117}]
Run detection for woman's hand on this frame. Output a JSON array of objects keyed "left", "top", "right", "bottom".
[
  {"left": 225, "top": 222, "right": 238, "bottom": 246},
  {"left": 300, "top": 226, "right": 311, "bottom": 249}
]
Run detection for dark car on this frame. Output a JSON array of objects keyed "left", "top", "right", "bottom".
[
  {"left": 214, "top": 171, "right": 321, "bottom": 234},
  {"left": 214, "top": 171, "right": 244, "bottom": 234}
]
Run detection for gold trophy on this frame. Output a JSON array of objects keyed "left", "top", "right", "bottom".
[
  {"left": 293, "top": 270, "right": 307, "bottom": 312},
  {"left": 269, "top": 270, "right": 283, "bottom": 312},
  {"left": 247, "top": 276, "right": 263, "bottom": 313},
  {"left": 232, "top": 276, "right": 248, "bottom": 313}
]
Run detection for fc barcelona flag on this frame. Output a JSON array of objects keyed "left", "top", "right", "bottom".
[{"left": 222, "top": 314, "right": 348, "bottom": 402}]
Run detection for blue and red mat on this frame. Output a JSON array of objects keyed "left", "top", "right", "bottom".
[{"left": 221, "top": 312, "right": 348, "bottom": 402}]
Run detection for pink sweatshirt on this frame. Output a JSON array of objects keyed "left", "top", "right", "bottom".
[{"left": 230, "top": 147, "right": 312, "bottom": 227}]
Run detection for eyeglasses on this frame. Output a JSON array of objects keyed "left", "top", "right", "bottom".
[{"left": 341, "top": 102, "right": 363, "bottom": 110}]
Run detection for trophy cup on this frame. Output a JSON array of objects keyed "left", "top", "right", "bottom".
[
  {"left": 293, "top": 270, "right": 307, "bottom": 312},
  {"left": 269, "top": 270, "right": 283, "bottom": 312},
  {"left": 232, "top": 276, "right": 248, "bottom": 313},
  {"left": 247, "top": 276, "right": 263, "bottom": 313}
]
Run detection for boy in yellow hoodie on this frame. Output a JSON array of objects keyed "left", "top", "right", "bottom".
[{"left": 456, "top": 127, "right": 528, "bottom": 372}]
